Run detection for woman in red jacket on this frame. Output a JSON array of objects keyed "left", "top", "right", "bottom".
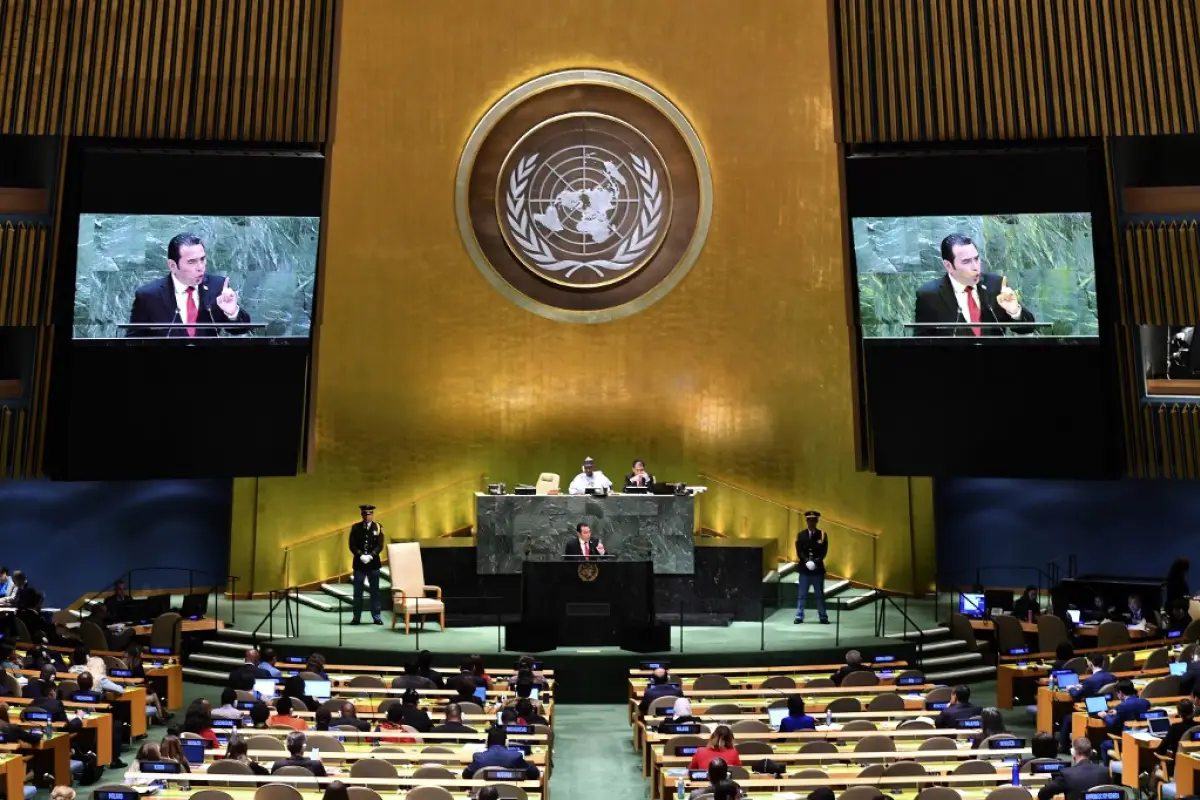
[{"left": 688, "top": 725, "right": 741, "bottom": 770}]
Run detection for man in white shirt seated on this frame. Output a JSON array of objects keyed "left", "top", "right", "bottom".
[
  {"left": 212, "top": 687, "right": 244, "bottom": 720},
  {"left": 568, "top": 457, "right": 613, "bottom": 495}
]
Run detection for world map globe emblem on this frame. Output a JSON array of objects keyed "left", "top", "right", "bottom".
[{"left": 500, "top": 113, "right": 673, "bottom": 288}]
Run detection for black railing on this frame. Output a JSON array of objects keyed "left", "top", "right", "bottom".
[
  {"left": 252, "top": 587, "right": 302, "bottom": 644},
  {"left": 874, "top": 590, "right": 926, "bottom": 658}
]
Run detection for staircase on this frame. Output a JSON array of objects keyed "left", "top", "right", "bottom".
[{"left": 884, "top": 625, "right": 995, "bottom": 684}]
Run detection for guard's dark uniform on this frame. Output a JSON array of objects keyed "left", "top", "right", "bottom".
[
  {"left": 348, "top": 505, "right": 385, "bottom": 624},
  {"left": 794, "top": 510, "right": 829, "bottom": 624}
]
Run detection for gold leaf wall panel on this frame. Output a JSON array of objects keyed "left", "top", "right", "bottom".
[
  {"left": 1123, "top": 222, "right": 1200, "bottom": 325},
  {"left": 835, "top": 0, "right": 1200, "bottom": 143},
  {"left": 0, "top": 0, "right": 335, "bottom": 140},
  {"left": 229, "top": 0, "right": 934, "bottom": 595}
]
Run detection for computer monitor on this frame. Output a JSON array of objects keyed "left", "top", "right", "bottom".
[
  {"left": 179, "top": 593, "right": 207, "bottom": 620},
  {"left": 1067, "top": 608, "right": 1082, "bottom": 624},
  {"left": 1170, "top": 661, "right": 1187, "bottom": 676},
  {"left": 180, "top": 737, "right": 207, "bottom": 765},
  {"left": 1084, "top": 696, "right": 1108, "bottom": 714},
  {"left": 959, "top": 593, "right": 986, "bottom": 619},
  {"left": 985, "top": 589, "right": 1015, "bottom": 613},
  {"left": 254, "top": 678, "right": 278, "bottom": 700},
  {"left": 768, "top": 707, "right": 788, "bottom": 730},
  {"left": 304, "top": 680, "right": 332, "bottom": 700}
]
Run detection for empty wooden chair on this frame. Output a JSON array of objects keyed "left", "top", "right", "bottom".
[
  {"left": 856, "top": 764, "right": 885, "bottom": 778},
  {"left": 347, "top": 789, "right": 383, "bottom": 800},
  {"left": 272, "top": 766, "right": 315, "bottom": 777},
  {"left": 350, "top": 759, "right": 399, "bottom": 779},
  {"left": 254, "top": 788, "right": 304, "bottom": 800},
  {"left": 924, "top": 686, "right": 953, "bottom": 706},
  {"left": 840, "top": 785, "right": 885, "bottom": 800},
  {"left": 883, "top": 760, "right": 928, "bottom": 788},
  {"left": 404, "top": 789, "right": 455, "bottom": 800},
  {"left": 734, "top": 741, "right": 774, "bottom": 755},
  {"left": 208, "top": 760, "right": 255, "bottom": 776},
  {"left": 1037, "top": 614, "right": 1070, "bottom": 654},
  {"left": 804, "top": 678, "right": 835, "bottom": 688},
  {"left": 853, "top": 735, "right": 896, "bottom": 753},
  {"left": 347, "top": 675, "right": 386, "bottom": 688},
  {"left": 983, "top": 788, "right": 1032, "bottom": 800},
  {"left": 842, "top": 720, "right": 877, "bottom": 731},
  {"left": 1142, "top": 648, "right": 1170, "bottom": 672},
  {"left": 731, "top": 720, "right": 772, "bottom": 735},
  {"left": 1141, "top": 676, "right": 1181, "bottom": 699},
  {"left": 191, "top": 791, "right": 236, "bottom": 800},
  {"left": 387, "top": 542, "right": 445, "bottom": 634},
  {"left": 1097, "top": 621, "right": 1131, "bottom": 648},
  {"left": 245, "top": 735, "right": 286, "bottom": 752},
  {"left": 693, "top": 674, "right": 732, "bottom": 691},
  {"left": 704, "top": 703, "right": 742, "bottom": 716},
  {"left": 305, "top": 734, "right": 344, "bottom": 752},
  {"left": 992, "top": 614, "right": 1027, "bottom": 655},
  {"left": 898, "top": 718, "right": 933, "bottom": 730},
  {"left": 1107, "top": 650, "right": 1135, "bottom": 673},
  {"left": 868, "top": 693, "right": 906, "bottom": 712},
  {"left": 790, "top": 769, "right": 828, "bottom": 779},
  {"left": 826, "top": 696, "right": 862, "bottom": 713},
  {"left": 759, "top": 676, "right": 795, "bottom": 690},
  {"left": 841, "top": 670, "right": 880, "bottom": 688},
  {"left": 916, "top": 788, "right": 963, "bottom": 800},
  {"left": 412, "top": 766, "right": 456, "bottom": 779}
]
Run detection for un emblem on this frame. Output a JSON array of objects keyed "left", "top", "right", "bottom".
[
  {"left": 577, "top": 562, "right": 600, "bottom": 582},
  {"left": 456, "top": 70, "right": 712, "bottom": 323}
]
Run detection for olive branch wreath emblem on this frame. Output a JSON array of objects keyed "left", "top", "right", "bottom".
[{"left": 504, "top": 153, "right": 663, "bottom": 279}]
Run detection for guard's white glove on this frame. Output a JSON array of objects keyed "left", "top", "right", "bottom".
[
  {"left": 359, "top": 554, "right": 371, "bottom": 564},
  {"left": 805, "top": 560, "right": 816, "bottom": 571}
]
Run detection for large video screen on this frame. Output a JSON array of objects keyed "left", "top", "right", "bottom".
[
  {"left": 73, "top": 215, "right": 319, "bottom": 339},
  {"left": 853, "top": 213, "right": 1098, "bottom": 338}
]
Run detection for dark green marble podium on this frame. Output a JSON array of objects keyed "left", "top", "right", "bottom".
[{"left": 475, "top": 493, "right": 695, "bottom": 575}]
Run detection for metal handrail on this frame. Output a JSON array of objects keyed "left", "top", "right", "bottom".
[
  {"left": 697, "top": 474, "right": 880, "bottom": 539},
  {"left": 251, "top": 586, "right": 302, "bottom": 644},
  {"left": 874, "top": 590, "right": 927, "bottom": 655}
]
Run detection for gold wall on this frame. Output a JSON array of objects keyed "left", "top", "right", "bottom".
[{"left": 231, "top": 0, "right": 934, "bottom": 594}]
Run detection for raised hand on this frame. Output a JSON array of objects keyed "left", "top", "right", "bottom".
[
  {"left": 215, "top": 277, "right": 240, "bottom": 318},
  {"left": 995, "top": 275, "right": 1022, "bottom": 318}
]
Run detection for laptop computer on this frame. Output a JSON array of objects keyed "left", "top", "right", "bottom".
[
  {"left": 1170, "top": 661, "right": 1187, "bottom": 676},
  {"left": 1084, "top": 696, "right": 1108, "bottom": 714},
  {"left": 254, "top": 678, "right": 278, "bottom": 700},
  {"left": 1148, "top": 716, "right": 1171, "bottom": 737},
  {"left": 304, "top": 679, "right": 332, "bottom": 700},
  {"left": 1053, "top": 671, "right": 1080, "bottom": 688},
  {"left": 1067, "top": 608, "right": 1082, "bottom": 624},
  {"left": 768, "top": 707, "right": 788, "bottom": 730}
]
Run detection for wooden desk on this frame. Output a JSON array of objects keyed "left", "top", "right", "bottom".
[
  {"left": 997, "top": 664, "right": 1049, "bottom": 709},
  {"left": 148, "top": 663, "right": 184, "bottom": 710},
  {"left": 0, "top": 753, "right": 26, "bottom": 800},
  {"left": 1121, "top": 730, "right": 1163, "bottom": 789},
  {"left": 1177, "top": 749, "right": 1200, "bottom": 795},
  {"left": 128, "top": 618, "right": 224, "bottom": 637},
  {"left": 973, "top": 618, "right": 1153, "bottom": 640}
]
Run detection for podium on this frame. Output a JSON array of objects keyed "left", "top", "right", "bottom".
[{"left": 505, "top": 558, "right": 670, "bottom": 652}]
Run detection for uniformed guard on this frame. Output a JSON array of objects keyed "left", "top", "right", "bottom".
[
  {"left": 348, "top": 504, "right": 385, "bottom": 625},
  {"left": 794, "top": 510, "right": 829, "bottom": 625}
]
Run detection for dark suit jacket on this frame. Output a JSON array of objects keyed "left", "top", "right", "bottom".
[
  {"left": 348, "top": 522, "right": 385, "bottom": 571},
  {"left": 396, "top": 704, "right": 432, "bottom": 733},
  {"left": 624, "top": 472, "right": 656, "bottom": 489},
  {"left": 228, "top": 662, "right": 270, "bottom": 691},
  {"left": 432, "top": 721, "right": 475, "bottom": 734},
  {"left": 1069, "top": 671, "right": 1115, "bottom": 700},
  {"left": 829, "top": 664, "right": 874, "bottom": 687},
  {"left": 31, "top": 696, "right": 67, "bottom": 723},
  {"left": 331, "top": 716, "right": 370, "bottom": 732},
  {"left": 1105, "top": 696, "right": 1150, "bottom": 733},
  {"left": 934, "top": 702, "right": 983, "bottom": 729},
  {"left": 271, "top": 756, "right": 327, "bottom": 776},
  {"left": 795, "top": 529, "right": 828, "bottom": 574},
  {"left": 563, "top": 537, "right": 604, "bottom": 558},
  {"left": 1037, "top": 760, "right": 1112, "bottom": 800},
  {"left": 0, "top": 722, "right": 41, "bottom": 744},
  {"left": 638, "top": 682, "right": 683, "bottom": 716},
  {"left": 461, "top": 744, "right": 540, "bottom": 779},
  {"left": 128, "top": 273, "right": 252, "bottom": 338},
  {"left": 913, "top": 273, "right": 1037, "bottom": 337}
]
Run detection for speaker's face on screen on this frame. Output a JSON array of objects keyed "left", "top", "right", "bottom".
[
  {"left": 578, "top": 525, "right": 591, "bottom": 541},
  {"left": 169, "top": 243, "right": 207, "bottom": 286},
  {"left": 943, "top": 243, "right": 982, "bottom": 285}
]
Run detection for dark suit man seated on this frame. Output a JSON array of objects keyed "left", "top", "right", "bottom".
[
  {"left": 271, "top": 731, "right": 327, "bottom": 776},
  {"left": 829, "top": 650, "right": 873, "bottom": 686},
  {"left": 227, "top": 648, "right": 271, "bottom": 691},
  {"left": 128, "top": 233, "right": 252, "bottom": 338},
  {"left": 1059, "top": 653, "right": 1115, "bottom": 751},
  {"left": 1098, "top": 680, "right": 1150, "bottom": 763},
  {"left": 934, "top": 685, "right": 983, "bottom": 729},
  {"left": 624, "top": 459, "right": 655, "bottom": 490},
  {"left": 1038, "top": 737, "right": 1110, "bottom": 800},
  {"left": 462, "top": 727, "right": 540, "bottom": 779},
  {"left": 432, "top": 703, "right": 475, "bottom": 735},
  {"left": 1180, "top": 652, "right": 1200, "bottom": 696},
  {"left": 638, "top": 668, "right": 683, "bottom": 717},
  {"left": 913, "top": 233, "right": 1036, "bottom": 338},
  {"left": 563, "top": 523, "right": 605, "bottom": 559},
  {"left": 331, "top": 701, "right": 371, "bottom": 732}
]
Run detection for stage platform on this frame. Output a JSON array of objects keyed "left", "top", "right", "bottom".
[{"left": 196, "top": 597, "right": 932, "bottom": 702}]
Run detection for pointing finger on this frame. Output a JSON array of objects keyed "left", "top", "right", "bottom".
[{"left": 1001, "top": 276, "right": 1008, "bottom": 291}]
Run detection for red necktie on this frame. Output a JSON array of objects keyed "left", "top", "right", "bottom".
[
  {"left": 583, "top": 541, "right": 589, "bottom": 560},
  {"left": 185, "top": 286, "right": 198, "bottom": 337},
  {"left": 964, "top": 286, "right": 981, "bottom": 337}
]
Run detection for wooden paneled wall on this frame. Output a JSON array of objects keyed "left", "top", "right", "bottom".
[
  {"left": 0, "top": 0, "right": 336, "bottom": 140},
  {"left": 835, "top": 0, "right": 1200, "bottom": 143},
  {"left": 0, "top": 223, "right": 52, "bottom": 478}
]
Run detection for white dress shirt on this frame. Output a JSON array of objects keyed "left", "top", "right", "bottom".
[
  {"left": 568, "top": 470, "right": 613, "bottom": 495},
  {"left": 172, "top": 275, "right": 199, "bottom": 325},
  {"left": 950, "top": 275, "right": 1021, "bottom": 324}
]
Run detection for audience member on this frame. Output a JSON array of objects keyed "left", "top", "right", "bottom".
[
  {"left": 248, "top": 701, "right": 271, "bottom": 729},
  {"left": 1125, "top": 594, "right": 1156, "bottom": 627},
  {"left": 314, "top": 708, "right": 332, "bottom": 731},
  {"left": 778, "top": 696, "right": 815, "bottom": 732},
  {"left": 272, "top": 731, "right": 327, "bottom": 775},
  {"left": 268, "top": 696, "right": 308, "bottom": 731},
  {"left": 972, "top": 707, "right": 1011, "bottom": 750},
  {"left": 829, "top": 650, "right": 872, "bottom": 686},
  {"left": 688, "top": 725, "right": 742, "bottom": 770},
  {"left": 158, "top": 734, "right": 192, "bottom": 772},
  {"left": 1012, "top": 586, "right": 1040, "bottom": 622},
  {"left": 1167, "top": 557, "right": 1191, "bottom": 608},
  {"left": 1165, "top": 598, "right": 1192, "bottom": 633},
  {"left": 1020, "top": 731, "right": 1060, "bottom": 769},
  {"left": 181, "top": 699, "right": 218, "bottom": 746},
  {"left": 258, "top": 648, "right": 282, "bottom": 679},
  {"left": 390, "top": 662, "right": 436, "bottom": 690},
  {"left": 1059, "top": 653, "right": 1114, "bottom": 751},
  {"left": 639, "top": 668, "right": 683, "bottom": 716},
  {"left": 224, "top": 733, "right": 270, "bottom": 775},
  {"left": 450, "top": 674, "right": 480, "bottom": 705},
  {"left": 1157, "top": 698, "right": 1196, "bottom": 775},
  {"left": 50, "top": 787, "right": 75, "bottom": 800},
  {"left": 689, "top": 756, "right": 729, "bottom": 799},
  {"left": 212, "top": 688, "right": 243, "bottom": 720},
  {"left": 0, "top": 701, "right": 43, "bottom": 744},
  {"left": 1038, "top": 737, "right": 1109, "bottom": 800},
  {"left": 415, "top": 650, "right": 444, "bottom": 689},
  {"left": 126, "top": 645, "right": 169, "bottom": 723},
  {"left": 477, "top": 788, "right": 500, "bottom": 800},
  {"left": 671, "top": 697, "right": 703, "bottom": 725},
  {"left": 935, "top": 684, "right": 982, "bottom": 728},
  {"left": 461, "top": 727, "right": 539, "bottom": 779},
  {"left": 501, "top": 698, "right": 547, "bottom": 727},
  {"left": 283, "top": 674, "right": 318, "bottom": 711},
  {"left": 1050, "top": 641, "right": 1076, "bottom": 671},
  {"left": 227, "top": 649, "right": 269, "bottom": 691},
  {"left": 321, "top": 781, "right": 350, "bottom": 800},
  {"left": 432, "top": 703, "right": 475, "bottom": 734},
  {"left": 379, "top": 702, "right": 418, "bottom": 743},
  {"left": 332, "top": 700, "right": 371, "bottom": 732}
]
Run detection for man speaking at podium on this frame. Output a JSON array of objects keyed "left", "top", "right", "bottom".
[
  {"left": 128, "top": 233, "right": 252, "bottom": 337},
  {"left": 913, "top": 233, "right": 1035, "bottom": 337},
  {"left": 563, "top": 523, "right": 605, "bottom": 559}
]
